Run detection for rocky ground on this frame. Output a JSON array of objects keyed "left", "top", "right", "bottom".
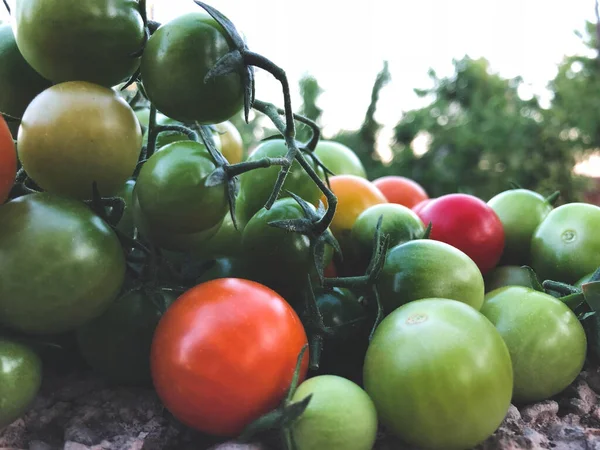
[{"left": 2, "top": 363, "right": 600, "bottom": 450}]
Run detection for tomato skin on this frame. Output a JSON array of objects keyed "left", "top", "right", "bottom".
[
  {"left": 417, "top": 193, "right": 505, "bottom": 275},
  {"left": 17, "top": 81, "right": 142, "bottom": 200},
  {"left": 323, "top": 175, "right": 387, "bottom": 242},
  {"left": 487, "top": 189, "right": 553, "bottom": 265},
  {"left": 313, "top": 141, "right": 366, "bottom": 178},
  {"left": 216, "top": 121, "right": 244, "bottom": 164},
  {"left": 411, "top": 198, "right": 435, "bottom": 216},
  {"left": 0, "top": 339, "right": 42, "bottom": 429},
  {"left": 14, "top": 0, "right": 145, "bottom": 86},
  {"left": 484, "top": 265, "right": 535, "bottom": 293},
  {"left": 481, "top": 286, "right": 587, "bottom": 403},
  {"left": 531, "top": 203, "right": 600, "bottom": 284},
  {"left": 377, "top": 239, "right": 485, "bottom": 314},
  {"left": 135, "top": 140, "right": 228, "bottom": 235},
  {"left": 0, "top": 25, "right": 51, "bottom": 118},
  {"left": 141, "top": 12, "right": 244, "bottom": 124},
  {"left": 372, "top": 176, "right": 429, "bottom": 209},
  {"left": 237, "top": 139, "right": 326, "bottom": 226},
  {"left": 363, "top": 298, "right": 513, "bottom": 450},
  {"left": 0, "top": 193, "right": 126, "bottom": 334},
  {"left": 150, "top": 278, "right": 309, "bottom": 436},
  {"left": 0, "top": 115, "right": 16, "bottom": 203}
]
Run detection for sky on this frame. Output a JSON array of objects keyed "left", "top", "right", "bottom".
[{"left": 0, "top": 1, "right": 597, "bottom": 157}]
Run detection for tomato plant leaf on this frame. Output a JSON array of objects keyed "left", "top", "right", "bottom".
[
  {"left": 521, "top": 266, "right": 544, "bottom": 292},
  {"left": 583, "top": 281, "right": 600, "bottom": 312}
]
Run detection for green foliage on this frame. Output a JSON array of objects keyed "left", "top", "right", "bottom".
[{"left": 296, "top": 74, "right": 323, "bottom": 143}]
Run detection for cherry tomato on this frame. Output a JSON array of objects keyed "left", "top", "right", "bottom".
[
  {"left": 372, "top": 176, "right": 429, "bottom": 209},
  {"left": 14, "top": 0, "right": 145, "bottom": 86},
  {"left": 484, "top": 265, "right": 535, "bottom": 293},
  {"left": 141, "top": 12, "right": 244, "bottom": 124},
  {"left": 151, "top": 278, "right": 309, "bottom": 436},
  {"left": 487, "top": 189, "right": 554, "bottom": 265},
  {"left": 364, "top": 298, "right": 513, "bottom": 450},
  {"left": 0, "top": 115, "right": 16, "bottom": 203},
  {"left": 0, "top": 25, "right": 51, "bottom": 118},
  {"left": 17, "top": 81, "right": 142, "bottom": 199},
  {"left": 215, "top": 120, "right": 244, "bottom": 164},
  {"left": 313, "top": 140, "right": 366, "bottom": 178},
  {"left": 481, "top": 286, "right": 587, "bottom": 403},
  {"left": 411, "top": 198, "right": 435, "bottom": 215},
  {"left": 377, "top": 239, "right": 485, "bottom": 314},
  {"left": 531, "top": 203, "right": 600, "bottom": 284},
  {"left": 417, "top": 193, "right": 505, "bottom": 275}
]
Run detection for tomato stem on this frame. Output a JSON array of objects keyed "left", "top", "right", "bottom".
[
  {"left": 2, "top": 0, "right": 9, "bottom": 15},
  {"left": 545, "top": 190, "right": 561, "bottom": 206},
  {"left": 145, "top": 104, "right": 159, "bottom": 160}
]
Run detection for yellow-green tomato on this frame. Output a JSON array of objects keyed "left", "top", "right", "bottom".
[
  {"left": 290, "top": 375, "right": 377, "bottom": 450},
  {"left": 364, "top": 298, "right": 513, "bottom": 450},
  {"left": 481, "top": 286, "right": 587, "bottom": 404}
]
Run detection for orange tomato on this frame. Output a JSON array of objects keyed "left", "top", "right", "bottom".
[
  {"left": 372, "top": 176, "right": 428, "bottom": 209},
  {"left": 216, "top": 120, "right": 244, "bottom": 164}
]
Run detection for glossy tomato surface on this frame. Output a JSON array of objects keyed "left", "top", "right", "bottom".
[
  {"left": 313, "top": 140, "right": 367, "bottom": 178},
  {"left": 0, "top": 115, "right": 16, "bottom": 203},
  {"left": 364, "top": 298, "right": 513, "bottom": 450},
  {"left": 417, "top": 193, "right": 504, "bottom": 275},
  {"left": 372, "top": 176, "right": 429, "bottom": 209},
  {"left": 151, "top": 278, "right": 309, "bottom": 436}
]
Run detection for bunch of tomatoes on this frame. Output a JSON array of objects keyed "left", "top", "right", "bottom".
[{"left": 1, "top": 1, "right": 600, "bottom": 450}]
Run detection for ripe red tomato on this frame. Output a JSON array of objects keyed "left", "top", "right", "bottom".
[
  {"left": 373, "top": 176, "right": 429, "bottom": 209},
  {"left": 0, "top": 115, "right": 16, "bottom": 203},
  {"left": 411, "top": 198, "right": 435, "bottom": 216},
  {"left": 417, "top": 194, "right": 505, "bottom": 275},
  {"left": 150, "top": 278, "right": 309, "bottom": 437}
]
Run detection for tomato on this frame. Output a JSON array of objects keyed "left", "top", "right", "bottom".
[
  {"left": 0, "top": 339, "right": 42, "bottom": 429},
  {"left": 351, "top": 203, "right": 424, "bottom": 268},
  {"left": 17, "top": 81, "right": 142, "bottom": 199},
  {"left": 484, "top": 265, "right": 535, "bottom": 293},
  {"left": 215, "top": 121, "right": 244, "bottom": 164},
  {"left": 135, "top": 140, "right": 228, "bottom": 235},
  {"left": 290, "top": 375, "right": 378, "bottom": 450},
  {"left": 237, "top": 139, "right": 326, "bottom": 226},
  {"left": 14, "top": 0, "right": 144, "bottom": 86},
  {"left": 131, "top": 187, "right": 223, "bottom": 253},
  {"left": 241, "top": 197, "right": 333, "bottom": 306},
  {"left": 576, "top": 272, "right": 594, "bottom": 288},
  {"left": 377, "top": 239, "right": 485, "bottom": 314},
  {"left": 0, "top": 115, "right": 16, "bottom": 203},
  {"left": 481, "top": 286, "right": 587, "bottom": 403},
  {"left": 531, "top": 203, "right": 600, "bottom": 284},
  {"left": 194, "top": 211, "right": 244, "bottom": 259},
  {"left": 313, "top": 140, "right": 366, "bottom": 178},
  {"left": 141, "top": 12, "right": 244, "bottom": 124},
  {"left": 0, "top": 193, "right": 125, "bottom": 334},
  {"left": 151, "top": 278, "right": 309, "bottom": 436},
  {"left": 411, "top": 198, "right": 435, "bottom": 215},
  {"left": 363, "top": 298, "right": 513, "bottom": 450},
  {"left": 322, "top": 175, "right": 387, "bottom": 243},
  {"left": 112, "top": 179, "right": 136, "bottom": 239},
  {"left": 196, "top": 257, "right": 254, "bottom": 284},
  {"left": 76, "top": 286, "right": 180, "bottom": 386},
  {"left": 487, "top": 189, "right": 554, "bottom": 265},
  {"left": 417, "top": 193, "right": 505, "bottom": 275},
  {"left": 0, "top": 25, "right": 51, "bottom": 118},
  {"left": 372, "top": 176, "right": 429, "bottom": 209}
]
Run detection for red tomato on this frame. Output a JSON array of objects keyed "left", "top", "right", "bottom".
[
  {"left": 412, "top": 198, "right": 435, "bottom": 216},
  {"left": 150, "top": 278, "right": 309, "bottom": 437},
  {"left": 373, "top": 176, "right": 428, "bottom": 209},
  {"left": 0, "top": 116, "right": 16, "bottom": 203},
  {"left": 417, "top": 194, "right": 504, "bottom": 275}
]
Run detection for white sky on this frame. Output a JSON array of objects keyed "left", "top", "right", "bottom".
[{"left": 1, "top": 0, "right": 596, "bottom": 137}]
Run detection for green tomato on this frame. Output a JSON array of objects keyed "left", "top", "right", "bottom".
[
  {"left": 481, "top": 286, "right": 587, "bottom": 403},
  {"left": 135, "top": 140, "right": 228, "bottom": 235},
  {"left": 377, "top": 239, "right": 485, "bottom": 314},
  {"left": 290, "top": 375, "right": 378, "bottom": 450},
  {"left": 484, "top": 265, "right": 536, "bottom": 293},
  {"left": 14, "top": 0, "right": 145, "bottom": 86},
  {"left": 351, "top": 203, "right": 424, "bottom": 269},
  {"left": 76, "top": 286, "right": 180, "bottom": 386},
  {"left": 313, "top": 140, "right": 367, "bottom": 178},
  {"left": 487, "top": 189, "right": 554, "bottom": 265},
  {"left": 531, "top": 203, "right": 600, "bottom": 284},
  {"left": 236, "top": 139, "right": 326, "bottom": 226},
  {"left": 140, "top": 12, "right": 244, "bottom": 124},
  {"left": 575, "top": 272, "right": 594, "bottom": 288},
  {"left": 364, "top": 298, "right": 513, "bottom": 450},
  {"left": 0, "top": 25, "right": 51, "bottom": 118},
  {"left": 196, "top": 257, "right": 255, "bottom": 284},
  {"left": 194, "top": 211, "right": 244, "bottom": 259},
  {"left": 0, "top": 339, "right": 42, "bottom": 429},
  {"left": 0, "top": 193, "right": 126, "bottom": 334}
]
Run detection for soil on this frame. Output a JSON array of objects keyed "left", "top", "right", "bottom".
[{"left": 2, "top": 363, "right": 600, "bottom": 450}]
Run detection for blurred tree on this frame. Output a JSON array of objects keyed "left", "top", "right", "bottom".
[{"left": 296, "top": 74, "right": 324, "bottom": 143}]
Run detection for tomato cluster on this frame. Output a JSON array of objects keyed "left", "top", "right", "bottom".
[{"left": 0, "top": 2, "right": 599, "bottom": 450}]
